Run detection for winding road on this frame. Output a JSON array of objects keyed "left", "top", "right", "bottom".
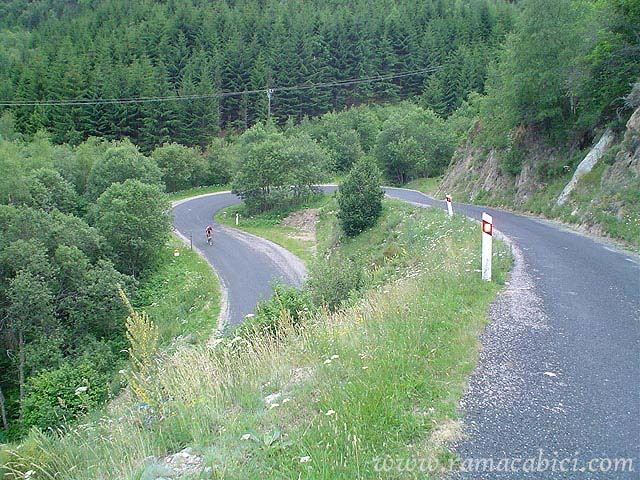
[
  {"left": 172, "top": 192, "right": 306, "bottom": 327},
  {"left": 173, "top": 187, "right": 639, "bottom": 478}
]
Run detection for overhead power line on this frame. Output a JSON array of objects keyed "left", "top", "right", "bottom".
[{"left": 0, "top": 66, "right": 441, "bottom": 107}]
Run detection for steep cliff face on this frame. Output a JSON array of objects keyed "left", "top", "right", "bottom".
[
  {"left": 436, "top": 124, "right": 562, "bottom": 206},
  {"left": 571, "top": 108, "right": 639, "bottom": 243},
  {"left": 437, "top": 108, "right": 640, "bottom": 247},
  {"left": 605, "top": 108, "right": 640, "bottom": 182}
]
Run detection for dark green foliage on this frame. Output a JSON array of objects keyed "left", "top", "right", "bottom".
[
  {"left": 0, "top": 191, "right": 136, "bottom": 438},
  {"left": 0, "top": 0, "right": 515, "bottom": 147},
  {"left": 478, "top": 0, "right": 639, "bottom": 143},
  {"left": 0, "top": 131, "right": 65, "bottom": 204},
  {"left": 56, "top": 137, "right": 110, "bottom": 196},
  {"left": 204, "top": 138, "right": 234, "bottom": 186},
  {"left": 18, "top": 345, "right": 116, "bottom": 433},
  {"left": 234, "top": 284, "right": 315, "bottom": 338},
  {"left": 152, "top": 143, "right": 208, "bottom": 193},
  {"left": 25, "top": 168, "right": 80, "bottom": 214},
  {"left": 337, "top": 158, "right": 384, "bottom": 236},
  {"left": 232, "top": 125, "right": 328, "bottom": 214},
  {"left": 91, "top": 179, "right": 171, "bottom": 277},
  {"left": 374, "top": 103, "right": 454, "bottom": 183},
  {"left": 576, "top": 0, "right": 640, "bottom": 128},
  {"left": 86, "top": 140, "right": 162, "bottom": 200}
]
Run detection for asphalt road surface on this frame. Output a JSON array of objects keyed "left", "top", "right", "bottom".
[
  {"left": 172, "top": 192, "right": 305, "bottom": 327},
  {"left": 173, "top": 187, "right": 639, "bottom": 478}
]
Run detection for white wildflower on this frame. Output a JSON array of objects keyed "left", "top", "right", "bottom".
[{"left": 75, "top": 385, "right": 88, "bottom": 395}]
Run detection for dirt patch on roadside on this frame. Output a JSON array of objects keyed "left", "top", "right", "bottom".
[{"left": 280, "top": 208, "right": 321, "bottom": 243}]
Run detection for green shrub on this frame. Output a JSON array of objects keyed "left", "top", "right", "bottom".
[
  {"left": 152, "top": 143, "right": 207, "bottom": 192},
  {"left": 91, "top": 179, "right": 172, "bottom": 277},
  {"left": 499, "top": 147, "right": 524, "bottom": 176},
  {"left": 85, "top": 139, "right": 162, "bottom": 200},
  {"left": 337, "top": 158, "right": 384, "bottom": 237},
  {"left": 18, "top": 353, "right": 113, "bottom": 433},
  {"left": 205, "top": 138, "right": 234, "bottom": 185},
  {"left": 306, "top": 253, "right": 365, "bottom": 311},
  {"left": 234, "top": 284, "right": 315, "bottom": 338}
]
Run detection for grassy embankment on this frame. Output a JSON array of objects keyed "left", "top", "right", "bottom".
[
  {"left": 215, "top": 194, "right": 330, "bottom": 265},
  {"left": 520, "top": 157, "right": 640, "bottom": 248},
  {"left": 2, "top": 198, "right": 511, "bottom": 479},
  {"left": 135, "top": 237, "right": 221, "bottom": 345},
  {"left": 404, "top": 177, "right": 443, "bottom": 197},
  {"left": 168, "top": 185, "right": 231, "bottom": 202}
]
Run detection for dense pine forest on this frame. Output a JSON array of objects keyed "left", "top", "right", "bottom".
[
  {"left": 0, "top": 0, "right": 514, "bottom": 149},
  {"left": 0, "top": 0, "right": 638, "bottom": 445}
]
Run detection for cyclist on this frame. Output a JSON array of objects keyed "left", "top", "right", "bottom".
[{"left": 205, "top": 225, "right": 213, "bottom": 245}]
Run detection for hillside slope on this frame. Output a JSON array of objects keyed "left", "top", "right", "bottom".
[{"left": 436, "top": 106, "right": 640, "bottom": 248}]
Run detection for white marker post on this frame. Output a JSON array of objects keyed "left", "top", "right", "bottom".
[
  {"left": 481, "top": 213, "right": 493, "bottom": 282},
  {"left": 235, "top": 212, "right": 239, "bottom": 226},
  {"left": 446, "top": 194, "right": 453, "bottom": 217}
]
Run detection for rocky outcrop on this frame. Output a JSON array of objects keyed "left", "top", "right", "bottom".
[
  {"left": 608, "top": 107, "right": 640, "bottom": 178},
  {"left": 436, "top": 123, "right": 549, "bottom": 205},
  {"left": 557, "top": 128, "right": 616, "bottom": 206},
  {"left": 438, "top": 106, "right": 640, "bottom": 246}
]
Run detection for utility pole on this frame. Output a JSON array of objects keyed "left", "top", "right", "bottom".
[{"left": 266, "top": 88, "right": 274, "bottom": 125}]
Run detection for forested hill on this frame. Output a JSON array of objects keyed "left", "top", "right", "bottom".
[{"left": 0, "top": 0, "right": 514, "bottom": 149}]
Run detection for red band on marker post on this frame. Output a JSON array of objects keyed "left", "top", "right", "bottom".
[
  {"left": 445, "top": 194, "right": 453, "bottom": 217},
  {"left": 481, "top": 213, "right": 493, "bottom": 282}
]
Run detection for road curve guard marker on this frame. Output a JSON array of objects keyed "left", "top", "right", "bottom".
[
  {"left": 481, "top": 212, "right": 493, "bottom": 282},
  {"left": 446, "top": 194, "right": 453, "bottom": 217}
]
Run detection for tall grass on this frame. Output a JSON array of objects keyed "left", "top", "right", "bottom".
[
  {"left": 135, "top": 238, "right": 221, "bottom": 345},
  {"left": 2, "top": 202, "right": 511, "bottom": 479}
]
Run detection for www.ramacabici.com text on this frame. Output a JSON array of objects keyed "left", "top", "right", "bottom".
[{"left": 373, "top": 449, "right": 635, "bottom": 475}]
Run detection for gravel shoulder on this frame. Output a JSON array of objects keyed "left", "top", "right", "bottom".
[{"left": 382, "top": 187, "right": 640, "bottom": 479}]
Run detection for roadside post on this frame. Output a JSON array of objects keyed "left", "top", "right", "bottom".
[
  {"left": 189, "top": 231, "right": 193, "bottom": 250},
  {"left": 481, "top": 213, "right": 493, "bottom": 282},
  {"left": 446, "top": 195, "right": 453, "bottom": 217},
  {"left": 235, "top": 213, "right": 239, "bottom": 225}
]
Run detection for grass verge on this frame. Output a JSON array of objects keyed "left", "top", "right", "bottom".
[
  {"left": 168, "top": 185, "right": 230, "bottom": 202},
  {"left": 136, "top": 236, "right": 221, "bottom": 345},
  {"left": 214, "top": 194, "right": 331, "bottom": 265},
  {"left": 405, "top": 176, "right": 443, "bottom": 196},
  {"left": 1, "top": 200, "right": 511, "bottom": 479}
]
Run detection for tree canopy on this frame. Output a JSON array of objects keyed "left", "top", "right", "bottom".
[{"left": 0, "top": 0, "right": 515, "bottom": 148}]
